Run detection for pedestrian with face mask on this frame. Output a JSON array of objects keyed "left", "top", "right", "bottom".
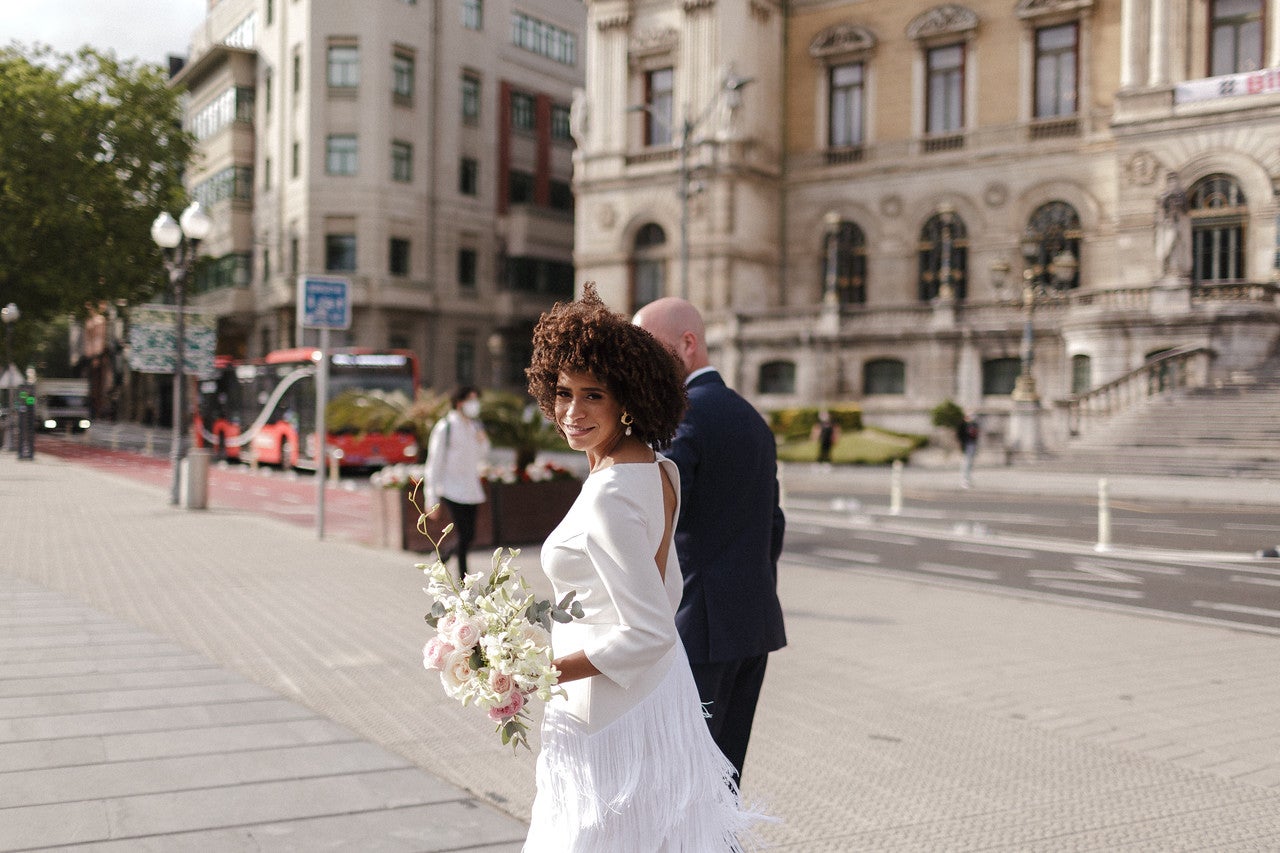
[{"left": 424, "top": 386, "right": 490, "bottom": 580}]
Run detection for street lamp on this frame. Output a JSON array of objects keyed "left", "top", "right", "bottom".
[
  {"left": 151, "top": 202, "right": 212, "bottom": 506},
  {"left": 1011, "top": 236, "right": 1078, "bottom": 402},
  {"left": 2, "top": 303, "right": 19, "bottom": 452},
  {"left": 632, "top": 71, "right": 754, "bottom": 301}
]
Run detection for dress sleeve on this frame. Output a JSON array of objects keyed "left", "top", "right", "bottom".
[
  {"left": 579, "top": 477, "right": 679, "bottom": 689},
  {"left": 423, "top": 418, "right": 446, "bottom": 508}
]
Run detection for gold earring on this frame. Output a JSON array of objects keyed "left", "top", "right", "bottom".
[{"left": 620, "top": 412, "right": 634, "bottom": 437}]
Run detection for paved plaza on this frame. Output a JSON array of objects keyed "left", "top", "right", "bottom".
[{"left": 4, "top": 445, "right": 1280, "bottom": 850}]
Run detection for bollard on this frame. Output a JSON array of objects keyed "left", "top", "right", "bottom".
[
  {"left": 889, "top": 459, "right": 903, "bottom": 516},
  {"left": 328, "top": 448, "right": 343, "bottom": 486},
  {"left": 1095, "top": 477, "right": 1111, "bottom": 552},
  {"left": 247, "top": 448, "right": 258, "bottom": 471}
]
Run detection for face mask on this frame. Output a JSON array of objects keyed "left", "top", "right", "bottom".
[{"left": 461, "top": 399, "right": 482, "bottom": 419}]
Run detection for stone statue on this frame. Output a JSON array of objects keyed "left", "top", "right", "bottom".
[
  {"left": 569, "top": 87, "right": 589, "bottom": 146},
  {"left": 1155, "top": 171, "right": 1192, "bottom": 278}
]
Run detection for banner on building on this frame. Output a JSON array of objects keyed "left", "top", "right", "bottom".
[
  {"left": 126, "top": 304, "right": 218, "bottom": 378},
  {"left": 1175, "top": 68, "right": 1280, "bottom": 104}
]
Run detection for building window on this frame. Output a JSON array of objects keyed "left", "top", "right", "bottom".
[
  {"left": 192, "top": 165, "right": 254, "bottom": 208},
  {"left": 392, "top": 52, "right": 414, "bottom": 101},
  {"left": 863, "top": 359, "right": 905, "bottom": 395},
  {"left": 631, "top": 223, "right": 667, "bottom": 311},
  {"left": 264, "top": 157, "right": 271, "bottom": 190},
  {"left": 1035, "top": 23, "right": 1078, "bottom": 118},
  {"left": 822, "top": 220, "right": 867, "bottom": 305},
  {"left": 1211, "top": 0, "right": 1264, "bottom": 76},
  {"left": 829, "top": 63, "right": 864, "bottom": 148},
  {"left": 549, "top": 179, "right": 573, "bottom": 212},
  {"left": 292, "top": 50, "right": 301, "bottom": 94},
  {"left": 645, "top": 68, "right": 674, "bottom": 146},
  {"left": 456, "top": 336, "right": 476, "bottom": 386},
  {"left": 458, "top": 248, "right": 478, "bottom": 289},
  {"left": 262, "top": 248, "right": 271, "bottom": 282},
  {"left": 189, "top": 86, "right": 255, "bottom": 140},
  {"left": 264, "top": 68, "right": 273, "bottom": 117},
  {"left": 326, "top": 135, "right": 358, "bottom": 175},
  {"left": 462, "top": 74, "right": 481, "bottom": 124},
  {"left": 511, "top": 92, "right": 536, "bottom": 132},
  {"left": 327, "top": 45, "right": 359, "bottom": 88},
  {"left": 504, "top": 257, "right": 574, "bottom": 296},
  {"left": 926, "top": 44, "right": 964, "bottom": 134},
  {"left": 389, "top": 238, "right": 410, "bottom": 276},
  {"left": 918, "top": 211, "right": 968, "bottom": 300},
  {"left": 325, "top": 234, "right": 356, "bottom": 271},
  {"left": 289, "top": 237, "right": 299, "bottom": 274},
  {"left": 1024, "top": 201, "right": 1082, "bottom": 289},
  {"left": 462, "top": 0, "right": 482, "bottom": 31},
  {"left": 508, "top": 170, "right": 535, "bottom": 205},
  {"left": 982, "top": 358, "right": 1021, "bottom": 396},
  {"left": 551, "top": 104, "right": 572, "bottom": 141},
  {"left": 757, "top": 361, "right": 797, "bottom": 395},
  {"left": 510, "top": 12, "right": 577, "bottom": 66},
  {"left": 459, "top": 157, "right": 478, "bottom": 196},
  {"left": 1189, "top": 173, "right": 1247, "bottom": 282},
  {"left": 1071, "top": 354, "right": 1092, "bottom": 394},
  {"left": 291, "top": 142, "right": 300, "bottom": 178},
  {"left": 267, "top": 0, "right": 274, "bottom": 26},
  {"left": 391, "top": 141, "right": 412, "bottom": 182}
]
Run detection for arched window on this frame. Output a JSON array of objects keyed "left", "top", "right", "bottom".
[
  {"left": 1023, "top": 201, "right": 1081, "bottom": 290},
  {"left": 757, "top": 360, "right": 797, "bottom": 394},
  {"left": 1071, "top": 354, "right": 1091, "bottom": 394},
  {"left": 631, "top": 223, "right": 666, "bottom": 311},
  {"left": 822, "top": 220, "right": 867, "bottom": 305},
  {"left": 1188, "top": 174, "right": 1247, "bottom": 282},
  {"left": 863, "top": 358, "right": 905, "bottom": 394},
  {"left": 982, "top": 357, "right": 1021, "bottom": 395},
  {"left": 918, "top": 211, "right": 967, "bottom": 301}
]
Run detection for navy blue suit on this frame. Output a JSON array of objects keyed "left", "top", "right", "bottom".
[{"left": 664, "top": 369, "right": 786, "bottom": 781}]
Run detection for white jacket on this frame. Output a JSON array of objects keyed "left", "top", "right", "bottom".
[{"left": 424, "top": 410, "right": 489, "bottom": 507}]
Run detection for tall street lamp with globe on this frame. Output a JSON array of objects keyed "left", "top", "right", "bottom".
[
  {"left": 2, "top": 303, "right": 19, "bottom": 452},
  {"left": 151, "top": 202, "right": 212, "bottom": 506}
]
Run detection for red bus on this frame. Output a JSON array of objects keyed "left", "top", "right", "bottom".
[{"left": 195, "top": 347, "right": 420, "bottom": 470}]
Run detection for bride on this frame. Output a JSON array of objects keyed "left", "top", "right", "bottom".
[{"left": 522, "top": 285, "right": 766, "bottom": 851}]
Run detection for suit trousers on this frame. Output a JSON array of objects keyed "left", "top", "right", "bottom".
[{"left": 689, "top": 653, "right": 769, "bottom": 785}]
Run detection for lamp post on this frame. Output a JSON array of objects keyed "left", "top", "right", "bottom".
[
  {"left": 151, "top": 202, "right": 212, "bottom": 506},
  {"left": 633, "top": 72, "right": 753, "bottom": 301},
  {"left": 2, "top": 303, "right": 19, "bottom": 452}
]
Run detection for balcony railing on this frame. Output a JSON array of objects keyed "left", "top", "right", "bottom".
[{"left": 1061, "top": 345, "right": 1215, "bottom": 437}]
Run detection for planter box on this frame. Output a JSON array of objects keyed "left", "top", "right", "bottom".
[{"left": 369, "top": 479, "right": 581, "bottom": 553}]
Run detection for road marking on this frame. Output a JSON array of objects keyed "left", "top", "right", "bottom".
[
  {"left": 786, "top": 523, "right": 829, "bottom": 536},
  {"left": 1193, "top": 601, "right": 1280, "bottom": 621},
  {"left": 1036, "top": 580, "right": 1144, "bottom": 599},
  {"left": 812, "top": 548, "right": 881, "bottom": 564},
  {"left": 1228, "top": 575, "right": 1280, "bottom": 588},
  {"left": 1028, "top": 560, "right": 1142, "bottom": 584},
  {"left": 1225, "top": 523, "right": 1280, "bottom": 532},
  {"left": 1134, "top": 525, "right": 1217, "bottom": 537},
  {"left": 1076, "top": 557, "right": 1183, "bottom": 576},
  {"left": 857, "top": 531, "right": 920, "bottom": 546},
  {"left": 916, "top": 562, "right": 1000, "bottom": 581},
  {"left": 949, "top": 542, "right": 1037, "bottom": 559}
]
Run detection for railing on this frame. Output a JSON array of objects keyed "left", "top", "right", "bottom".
[{"left": 1060, "top": 345, "right": 1216, "bottom": 437}]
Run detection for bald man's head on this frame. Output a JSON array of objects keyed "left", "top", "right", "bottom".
[{"left": 633, "top": 297, "right": 709, "bottom": 377}]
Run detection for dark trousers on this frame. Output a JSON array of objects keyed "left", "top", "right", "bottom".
[
  {"left": 441, "top": 499, "right": 478, "bottom": 581},
  {"left": 689, "top": 653, "right": 769, "bottom": 786}
]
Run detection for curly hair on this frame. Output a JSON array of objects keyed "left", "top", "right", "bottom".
[{"left": 526, "top": 283, "right": 687, "bottom": 449}]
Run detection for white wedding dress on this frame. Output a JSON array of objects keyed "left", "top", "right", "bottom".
[{"left": 524, "top": 456, "right": 763, "bottom": 852}]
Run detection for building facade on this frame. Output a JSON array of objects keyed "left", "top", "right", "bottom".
[
  {"left": 573, "top": 0, "right": 1280, "bottom": 446},
  {"left": 172, "top": 0, "right": 585, "bottom": 391}
]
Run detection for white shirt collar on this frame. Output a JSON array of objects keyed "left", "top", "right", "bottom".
[{"left": 685, "top": 366, "right": 718, "bottom": 387}]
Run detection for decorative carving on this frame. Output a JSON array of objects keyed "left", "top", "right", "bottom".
[
  {"left": 595, "top": 13, "right": 631, "bottom": 32},
  {"left": 983, "top": 182, "right": 1008, "bottom": 207},
  {"left": 596, "top": 204, "right": 617, "bottom": 230},
  {"left": 1015, "top": 0, "right": 1093, "bottom": 20},
  {"left": 1124, "top": 150, "right": 1161, "bottom": 186},
  {"left": 808, "top": 23, "right": 877, "bottom": 60},
  {"left": 906, "top": 4, "right": 980, "bottom": 41},
  {"left": 569, "top": 88, "right": 589, "bottom": 146},
  {"left": 748, "top": 0, "right": 771, "bottom": 23},
  {"left": 628, "top": 27, "right": 679, "bottom": 61},
  {"left": 879, "top": 195, "right": 903, "bottom": 218},
  {"left": 683, "top": 0, "right": 715, "bottom": 12}
]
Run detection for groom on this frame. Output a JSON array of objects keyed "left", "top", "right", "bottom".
[{"left": 634, "top": 297, "right": 786, "bottom": 784}]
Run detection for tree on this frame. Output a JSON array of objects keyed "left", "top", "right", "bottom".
[{"left": 0, "top": 44, "right": 193, "bottom": 329}]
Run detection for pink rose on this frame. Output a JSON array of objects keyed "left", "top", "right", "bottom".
[
  {"left": 488, "top": 670, "right": 513, "bottom": 695},
  {"left": 423, "top": 636, "right": 455, "bottom": 671},
  {"left": 487, "top": 689, "right": 526, "bottom": 722},
  {"left": 449, "top": 616, "right": 484, "bottom": 650}
]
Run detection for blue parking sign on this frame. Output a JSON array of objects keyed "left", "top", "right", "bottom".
[{"left": 299, "top": 277, "right": 351, "bottom": 330}]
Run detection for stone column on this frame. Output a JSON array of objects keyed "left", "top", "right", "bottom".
[
  {"left": 1148, "top": 0, "right": 1169, "bottom": 86},
  {"left": 1120, "top": 0, "right": 1146, "bottom": 87}
]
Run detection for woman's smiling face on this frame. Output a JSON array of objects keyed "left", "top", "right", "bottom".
[{"left": 554, "top": 370, "right": 625, "bottom": 458}]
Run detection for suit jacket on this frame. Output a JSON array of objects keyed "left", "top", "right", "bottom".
[{"left": 665, "top": 370, "right": 787, "bottom": 664}]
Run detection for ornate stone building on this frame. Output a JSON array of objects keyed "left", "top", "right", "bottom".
[{"left": 572, "top": 0, "right": 1280, "bottom": 446}]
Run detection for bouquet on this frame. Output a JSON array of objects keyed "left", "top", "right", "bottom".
[{"left": 418, "top": 504, "right": 583, "bottom": 750}]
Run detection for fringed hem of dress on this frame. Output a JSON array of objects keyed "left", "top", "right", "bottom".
[{"left": 524, "top": 650, "right": 774, "bottom": 852}]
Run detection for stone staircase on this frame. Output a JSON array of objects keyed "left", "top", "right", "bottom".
[{"left": 1038, "top": 360, "right": 1280, "bottom": 478}]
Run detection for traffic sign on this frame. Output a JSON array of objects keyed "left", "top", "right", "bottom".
[{"left": 299, "top": 276, "right": 352, "bottom": 330}]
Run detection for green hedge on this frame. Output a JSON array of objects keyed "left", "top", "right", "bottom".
[{"left": 768, "top": 405, "right": 863, "bottom": 442}]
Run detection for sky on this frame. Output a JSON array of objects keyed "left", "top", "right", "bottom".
[{"left": 6, "top": 1, "right": 208, "bottom": 66}]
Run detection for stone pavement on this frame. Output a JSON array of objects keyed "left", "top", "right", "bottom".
[{"left": 5, "top": 446, "right": 1280, "bottom": 850}]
